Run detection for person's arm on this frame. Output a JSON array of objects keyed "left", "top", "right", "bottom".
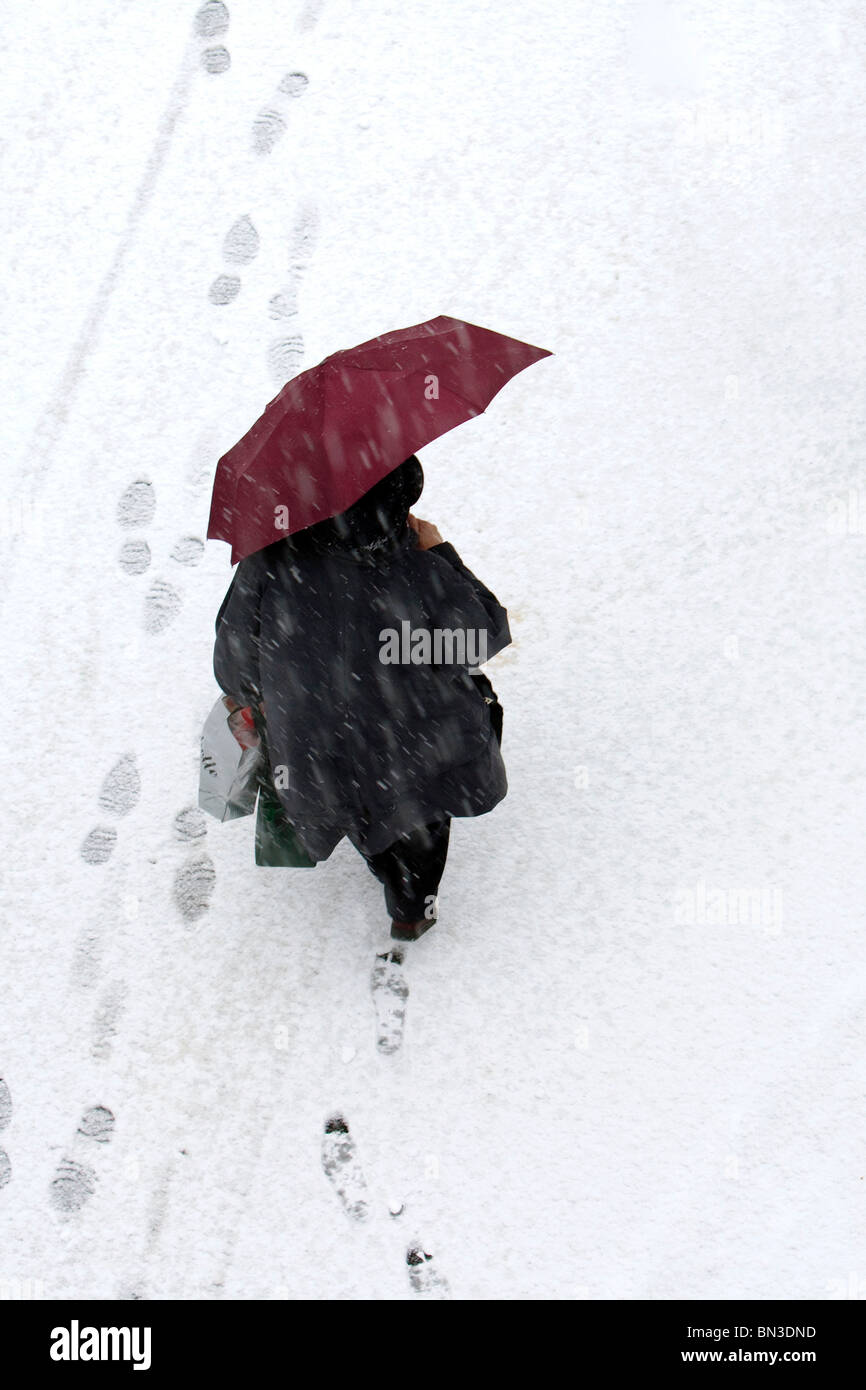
[
  {"left": 213, "top": 554, "right": 266, "bottom": 708},
  {"left": 408, "top": 514, "right": 512, "bottom": 661}
]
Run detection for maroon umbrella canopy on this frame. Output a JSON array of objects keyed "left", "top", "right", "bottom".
[{"left": 208, "top": 314, "right": 552, "bottom": 564}]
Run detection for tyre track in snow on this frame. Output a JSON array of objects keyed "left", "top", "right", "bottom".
[
  {"left": 124, "top": 908, "right": 333, "bottom": 1299},
  {"left": 0, "top": 5, "right": 240, "bottom": 1295},
  {"left": 18, "top": 29, "right": 205, "bottom": 512},
  {"left": 1, "top": 3, "right": 233, "bottom": 600}
]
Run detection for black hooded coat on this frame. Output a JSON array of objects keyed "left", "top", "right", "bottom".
[{"left": 212, "top": 457, "right": 511, "bottom": 863}]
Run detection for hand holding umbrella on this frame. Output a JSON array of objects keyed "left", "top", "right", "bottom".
[{"left": 408, "top": 514, "right": 444, "bottom": 550}]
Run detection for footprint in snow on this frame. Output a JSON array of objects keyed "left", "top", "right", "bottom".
[
  {"left": 186, "top": 427, "right": 223, "bottom": 493},
  {"left": 91, "top": 981, "right": 128, "bottom": 1061},
  {"left": 98, "top": 754, "right": 141, "bottom": 818},
  {"left": 117, "top": 476, "right": 201, "bottom": 625},
  {"left": 223, "top": 214, "right": 260, "bottom": 265},
  {"left": 172, "top": 808, "right": 211, "bottom": 923},
  {"left": 117, "top": 479, "right": 156, "bottom": 529},
  {"left": 171, "top": 535, "right": 205, "bottom": 566},
  {"left": 321, "top": 1115, "right": 370, "bottom": 1222},
  {"left": 173, "top": 806, "right": 207, "bottom": 843},
  {"left": 195, "top": 0, "right": 229, "bottom": 37},
  {"left": 173, "top": 854, "right": 216, "bottom": 922},
  {"left": 266, "top": 204, "right": 318, "bottom": 383},
  {"left": 251, "top": 71, "right": 309, "bottom": 156},
  {"left": 117, "top": 479, "right": 155, "bottom": 575},
  {"left": 371, "top": 947, "right": 408, "bottom": 1055},
  {"left": 208, "top": 215, "right": 259, "bottom": 306},
  {"left": 70, "top": 927, "right": 103, "bottom": 988},
  {"left": 50, "top": 1105, "right": 115, "bottom": 1213},
  {"left": 143, "top": 578, "right": 183, "bottom": 634},
  {"left": 79, "top": 755, "right": 140, "bottom": 865},
  {"left": 208, "top": 198, "right": 317, "bottom": 390},
  {"left": 267, "top": 334, "right": 305, "bottom": 384},
  {"left": 200, "top": 46, "right": 230, "bottom": 74},
  {"left": 119, "top": 538, "right": 151, "bottom": 575},
  {"left": 0, "top": 1077, "right": 11, "bottom": 1188},
  {"left": 209, "top": 274, "right": 240, "bottom": 306},
  {"left": 296, "top": 0, "right": 325, "bottom": 33},
  {"left": 407, "top": 1244, "right": 451, "bottom": 1300},
  {"left": 195, "top": 1, "right": 231, "bottom": 73},
  {"left": 80, "top": 825, "right": 117, "bottom": 866}
]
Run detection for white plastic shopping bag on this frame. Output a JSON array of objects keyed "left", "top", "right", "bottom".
[{"left": 198, "top": 695, "right": 262, "bottom": 821}]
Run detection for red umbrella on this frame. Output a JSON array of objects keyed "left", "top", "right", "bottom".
[{"left": 208, "top": 314, "right": 552, "bottom": 564}]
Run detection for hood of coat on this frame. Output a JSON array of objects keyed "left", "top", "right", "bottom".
[{"left": 286, "top": 455, "right": 424, "bottom": 565}]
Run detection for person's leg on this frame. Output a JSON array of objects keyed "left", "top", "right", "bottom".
[{"left": 360, "top": 818, "right": 451, "bottom": 934}]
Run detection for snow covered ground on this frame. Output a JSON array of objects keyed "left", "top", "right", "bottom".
[{"left": 1, "top": 0, "right": 865, "bottom": 1301}]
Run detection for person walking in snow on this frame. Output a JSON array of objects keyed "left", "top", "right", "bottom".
[{"left": 212, "top": 454, "right": 510, "bottom": 945}]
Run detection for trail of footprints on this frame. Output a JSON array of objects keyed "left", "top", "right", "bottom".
[
  {"left": 195, "top": 0, "right": 322, "bottom": 77},
  {"left": 80, "top": 753, "right": 141, "bottom": 867},
  {"left": 81, "top": 766, "right": 216, "bottom": 926},
  {"left": 0, "top": 1017, "right": 443, "bottom": 1284},
  {"left": 208, "top": 214, "right": 259, "bottom": 306},
  {"left": 209, "top": 202, "right": 318, "bottom": 387},
  {"left": 267, "top": 204, "right": 318, "bottom": 383},
  {"left": 195, "top": 2, "right": 232, "bottom": 76},
  {"left": 252, "top": 70, "right": 309, "bottom": 156},
  {"left": 205, "top": 30, "right": 317, "bottom": 382},
  {"left": 51, "top": 1105, "right": 116, "bottom": 1214},
  {"left": 321, "top": 1115, "right": 449, "bottom": 1299},
  {"left": 171, "top": 805, "right": 216, "bottom": 924},
  {"left": 19, "top": 0, "right": 435, "bottom": 1292},
  {"left": 319, "top": 956, "right": 448, "bottom": 1297},
  {"left": 71, "top": 1, "right": 439, "bottom": 1287},
  {"left": 117, "top": 478, "right": 204, "bottom": 633},
  {"left": 370, "top": 947, "right": 409, "bottom": 1055},
  {"left": 0, "top": 1080, "right": 115, "bottom": 1215},
  {"left": 321, "top": 1114, "right": 370, "bottom": 1221},
  {"left": 79, "top": 783, "right": 214, "bottom": 1079}
]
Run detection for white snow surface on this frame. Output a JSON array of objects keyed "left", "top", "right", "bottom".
[{"left": 1, "top": 0, "right": 865, "bottom": 1301}]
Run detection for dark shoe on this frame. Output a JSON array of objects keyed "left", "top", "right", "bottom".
[{"left": 390, "top": 915, "right": 437, "bottom": 943}]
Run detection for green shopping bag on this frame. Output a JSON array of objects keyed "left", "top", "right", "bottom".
[{"left": 254, "top": 774, "right": 316, "bottom": 868}]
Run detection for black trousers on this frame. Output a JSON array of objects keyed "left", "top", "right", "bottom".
[{"left": 358, "top": 819, "right": 451, "bottom": 922}]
